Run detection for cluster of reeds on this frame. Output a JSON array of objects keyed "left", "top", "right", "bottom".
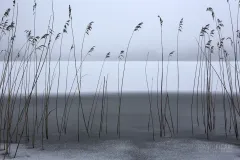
[
  {"left": 144, "top": 16, "right": 182, "bottom": 139},
  {"left": 0, "top": 1, "right": 96, "bottom": 157},
  {"left": 190, "top": 0, "right": 240, "bottom": 140}
]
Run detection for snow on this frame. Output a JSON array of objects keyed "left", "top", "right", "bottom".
[
  {"left": 1, "top": 139, "right": 240, "bottom": 160},
  {"left": 1, "top": 61, "right": 238, "bottom": 95}
]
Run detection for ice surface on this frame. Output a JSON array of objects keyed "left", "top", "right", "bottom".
[
  {"left": 1, "top": 93, "right": 240, "bottom": 160},
  {"left": 1, "top": 62, "right": 240, "bottom": 159}
]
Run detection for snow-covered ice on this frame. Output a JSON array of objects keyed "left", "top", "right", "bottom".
[{"left": 1, "top": 138, "right": 240, "bottom": 160}]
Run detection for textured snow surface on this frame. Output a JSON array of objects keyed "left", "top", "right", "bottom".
[{"left": 1, "top": 138, "right": 240, "bottom": 160}]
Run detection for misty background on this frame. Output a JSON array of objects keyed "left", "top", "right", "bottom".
[{"left": 0, "top": 0, "right": 238, "bottom": 61}]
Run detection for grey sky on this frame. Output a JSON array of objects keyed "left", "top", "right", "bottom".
[{"left": 0, "top": 0, "right": 239, "bottom": 61}]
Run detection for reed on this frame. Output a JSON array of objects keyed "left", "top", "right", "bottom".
[
  {"left": 117, "top": 22, "right": 143, "bottom": 138},
  {"left": 62, "top": 44, "right": 73, "bottom": 135},
  {"left": 13, "top": 15, "right": 54, "bottom": 156},
  {"left": 89, "top": 52, "right": 110, "bottom": 133},
  {"left": 99, "top": 76, "right": 106, "bottom": 138},
  {"left": 55, "top": 16, "right": 69, "bottom": 138},
  {"left": 176, "top": 18, "right": 183, "bottom": 134},
  {"left": 164, "top": 51, "right": 175, "bottom": 136},
  {"left": 191, "top": 35, "right": 201, "bottom": 134},
  {"left": 61, "top": 46, "right": 93, "bottom": 135},
  {"left": 157, "top": 15, "right": 164, "bottom": 137},
  {"left": 32, "top": 0, "right": 38, "bottom": 148},
  {"left": 1, "top": 0, "right": 19, "bottom": 155},
  {"left": 77, "top": 21, "right": 95, "bottom": 138},
  {"left": 145, "top": 52, "right": 155, "bottom": 140},
  {"left": 105, "top": 74, "right": 109, "bottom": 135},
  {"left": 69, "top": 5, "right": 91, "bottom": 140},
  {"left": 90, "top": 80, "right": 103, "bottom": 133},
  {"left": 206, "top": 3, "right": 240, "bottom": 139},
  {"left": 118, "top": 51, "right": 124, "bottom": 97}
]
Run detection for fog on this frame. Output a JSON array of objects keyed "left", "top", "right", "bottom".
[{"left": 0, "top": 0, "right": 239, "bottom": 61}]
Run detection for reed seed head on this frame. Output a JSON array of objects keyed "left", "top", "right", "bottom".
[
  {"left": 41, "top": 33, "right": 49, "bottom": 40},
  {"left": 6, "top": 22, "right": 15, "bottom": 31},
  {"left": 118, "top": 50, "right": 124, "bottom": 60},
  {"left": 134, "top": 22, "right": 143, "bottom": 31},
  {"left": 169, "top": 51, "right": 175, "bottom": 56},
  {"left": 25, "top": 30, "right": 31, "bottom": 39},
  {"left": 178, "top": 18, "right": 183, "bottom": 32},
  {"left": 69, "top": 5, "right": 72, "bottom": 19},
  {"left": 3, "top": 8, "right": 11, "bottom": 18},
  {"left": 216, "top": 19, "right": 224, "bottom": 31},
  {"left": 226, "top": 37, "right": 233, "bottom": 46},
  {"left": 55, "top": 33, "right": 61, "bottom": 40},
  {"left": 200, "top": 24, "right": 210, "bottom": 36},
  {"left": 210, "top": 46, "right": 214, "bottom": 54},
  {"left": 205, "top": 40, "right": 212, "bottom": 49},
  {"left": 237, "top": 30, "right": 240, "bottom": 38},
  {"left": 158, "top": 16, "right": 163, "bottom": 26},
  {"left": 224, "top": 49, "right": 229, "bottom": 57},
  {"left": 49, "top": 29, "right": 54, "bottom": 35},
  {"left": 86, "top": 21, "right": 94, "bottom": 35},
  {"left": 210, "top": 29, "right": 215, "bottom": 37},
  {"left": 217, "top": 38, "right": 225, "bottom": 49},
  {"left": 70, "top": 44, "right": 74, "bottom": 50},
  {"left": 11, "top": 35, "right": 15, "bottom": 41},
  {"left": 105, "top": 52, "right": 110, "bottom": 58},
  {"left": 206, "top": 7, "right": 215, "bottom": 20},
  {"left": 63, "top": 20, "right": 70, "bottom": 33},
  {"left": 33, "top": 0, "right": 37, "bottom": 14},
  {"left": 88, "top": 46, "right": 95, "bottom": 54},
  {"left": 30, "top": 36, "right": 40, "bottom": 45}
]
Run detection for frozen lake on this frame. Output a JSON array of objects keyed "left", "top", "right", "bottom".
[
  {"left": 1, "top": 62, "right": 240, "bottom": 159},
  {"left": 1, "top": 93, "right": 240, "bottom": 159}
]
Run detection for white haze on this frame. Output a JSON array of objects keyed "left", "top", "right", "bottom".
[{"left": 0, "top": 0, "right": 239, "bottom": 61}]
